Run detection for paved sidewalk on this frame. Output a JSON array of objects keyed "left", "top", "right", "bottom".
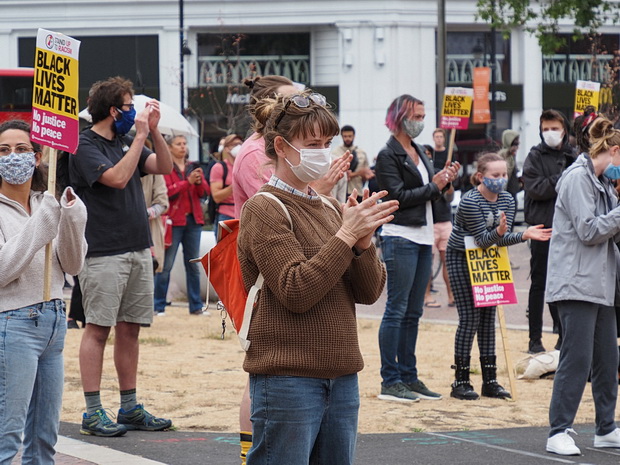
[
  {"left": 27, "top": 232, "right": 565, "bottom": 465},
  {"left": 39, "top": 423, "right": 620, "bottom": 465}
]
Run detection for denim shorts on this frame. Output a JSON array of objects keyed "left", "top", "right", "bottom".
[{"left": 79, "top": 249, "right": 154, "bottom": 326}]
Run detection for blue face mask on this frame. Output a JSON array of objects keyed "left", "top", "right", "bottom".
[
  {"left": 482, "top": 177, "right": 507, "bottom": 194},
  {"left": 604, "top": 163, "right": 620, "bottom": 180},
  {"left": 113, "top": 107, "right": 136, "bottom": 135}
]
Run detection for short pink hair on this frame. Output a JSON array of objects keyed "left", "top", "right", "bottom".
[{"left": 385, "top": 94, "right": 423, "bottom": 133}]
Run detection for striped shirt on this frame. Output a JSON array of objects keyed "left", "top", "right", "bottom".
[{"left": 447, "top": 187, "right": 524, "bottom": 251}]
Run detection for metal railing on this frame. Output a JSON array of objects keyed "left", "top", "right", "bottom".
[
  {"left": 197, "top": 53, "right": 616, "bottom": 86},
  {"left": 446, "top": 55, "right": 506, "bottom": 84},
  {"left": 542, "top": 54, "right": 615, "bottom": 83},
  {"left": 198, "top": 55, "right": 310, "bottom": 86}
]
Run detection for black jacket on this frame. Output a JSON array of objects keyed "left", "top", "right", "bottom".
[
  {"left": 522, "top": 124, "right": 577, "bottom": 227},
  {"left": 375, "top": 136, "right": 443, "bottom": 226}
]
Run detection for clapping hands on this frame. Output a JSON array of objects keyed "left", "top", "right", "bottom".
[{"left": 336, "top": 189, "right": 399, "bottom": 251}]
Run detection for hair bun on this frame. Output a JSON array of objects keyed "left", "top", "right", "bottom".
[
  {"left": 589, "top": 117, "right": 613, "bottom": 140},
  {"left": 252, "top": 96, "right": 280, "bottom": 127},
  {"left": 244, "top": 77, "right": 260, "bottom": 90}
]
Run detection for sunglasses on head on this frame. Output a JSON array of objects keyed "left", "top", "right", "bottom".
[{"left": 274, "top": 93, "right": 327, "bottom": 129}]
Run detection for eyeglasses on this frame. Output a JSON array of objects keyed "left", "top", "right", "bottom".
[
  {"left": 0, "top": 145, "right": 35, "bottom": 156},
  {"left": 274, "top": 93, "right": 327, "bottom": 129},
  {"left": 117, "top": 103, "right": 135, "bottom": 111}
]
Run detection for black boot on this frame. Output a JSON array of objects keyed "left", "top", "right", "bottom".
[
  {"left": 528, "top": 338, "right": 546, "bottom": 354},
  {"left": 480, "top": 355, "right": 511, "bottom": 399},
  {"left": 450, "top": 356, "right": 480, "bottom": 400}
]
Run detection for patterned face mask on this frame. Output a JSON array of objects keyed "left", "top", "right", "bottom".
[
  {"left": 482, "top": 176, "right": 507, "bottom": 194},
  {"left": 0, "top": 151, "right": 36, "bottom": 185},
  {"left": 403, "top": 119, "right": 425, "bottom": 139}
]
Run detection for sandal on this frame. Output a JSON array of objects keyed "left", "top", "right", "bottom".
[{"left": 424, "top": 300, "right": 441, "bottom": 308}]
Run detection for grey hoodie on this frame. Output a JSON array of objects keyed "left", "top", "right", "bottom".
[{"left": 546, "top": 153, "right": 620, "bottom": 306}]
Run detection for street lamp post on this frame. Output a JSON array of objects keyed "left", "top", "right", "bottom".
[
  {"left": 437, "top": 0, "right": 447, "bottom": 126},
  {"left": 489, "top": 0, "right": 497, "bottom": 145},
  {"left": 179, "top": 0, "right": 186, "bottom": 114},
  {"left": 490, "top": 27, "right": 497, "bottom": 144}
]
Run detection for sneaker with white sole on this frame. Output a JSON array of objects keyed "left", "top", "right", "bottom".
[
  {"left": 378, "top": 382, "right": 420, "bottom": 403},
  {"left": 80, "top": 409, "right": 127, "bottom": 437},
  {"left": 117, "top": 404, "right": 172, "bottom": 431},
  {"left": 594, "top": 428, "right": 620, "bottom": 448},
  {"left": 546, "top": 429, "right": 581, "bottom": 455},
  {"left": 405, "top": 379, "right": 443, "bottom": 400}
]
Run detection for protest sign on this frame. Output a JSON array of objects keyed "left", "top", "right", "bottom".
[
  {"left": 31, "top": 29, "right": 81, "bottom": 153},
  {"left": 464, "top": 236, "right": 517, "bottom": 308},
  {"left": 440, "top": 87, "right": 473, "bottom": 131},
  {"left": 574, "top": 80, "right": 600, "bottom": 119},
  {"left": 472, "top": 67, "right": 491, "bottom": 124}
]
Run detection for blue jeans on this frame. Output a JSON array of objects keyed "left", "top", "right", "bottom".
[
  {"left": 213, "top": 212, "right": 234, "bottom": 242},
  {"left": 154, "top": 215, "right": 203, "bottom": 313},
  {"left": 0, "top": 300, "right": 67, "bottom": 465},
  {"left": 378, "top": 236, "right": 432, "bottom": 386},
  {"left": 248, "top": 374, "right": 359, "bottom": 465}
]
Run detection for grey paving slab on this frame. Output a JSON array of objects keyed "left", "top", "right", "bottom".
[{"left": 58, "top": 422, "right": 619, "bottom": 465}]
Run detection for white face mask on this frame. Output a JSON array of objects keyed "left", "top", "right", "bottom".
[
  {"left": 542, "top": 130, "right": 563, "bottom": 148},
  {"left": 282, "top": 138, "right": 331, "bottom": 183},
  {"left": 230, "top": 145, "right": 241, "bottom": 158},
  {"left": 217, "top": 144, "right": 224, "bottom": 153}
]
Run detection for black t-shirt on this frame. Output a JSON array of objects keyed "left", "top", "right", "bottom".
[
  {"left": 433, "top": 148, "right": 449, "bottom": 170},
  {"left": 432, "top": 194, "right": 453, "bottom": 223},
  {"left": 69, "top": 129, "right": 152, "bottom": 257}
]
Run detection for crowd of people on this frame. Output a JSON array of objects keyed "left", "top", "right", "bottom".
[{"left": 2, "top": 68, "right": 620, "bottom": 464}]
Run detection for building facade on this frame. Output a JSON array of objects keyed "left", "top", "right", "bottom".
[{"left": 1, "top": 0, "right": 618, "bottom": 169}]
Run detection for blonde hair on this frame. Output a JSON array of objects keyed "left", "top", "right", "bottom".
[
  {"left": 253, "top": 92, "right": 339, "bottom": 161},
  {"left": 222, "top": 134, "right": 241, "bottom": 149},
  {"left": 470, "top": 152, "right": 505, "bottom": 186},
  {"left": 588, "top": 117, "right": 620, "bottom": 158},
  {"left": 245, "top": 75, "right": 295, "bottom": 135}
]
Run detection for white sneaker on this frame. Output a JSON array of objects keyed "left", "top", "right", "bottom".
[
  {"left": 546, "top": 429, "right": 581, "bottom": 455},
  {"left": 594, "top": 428, "right": 620, "bottom": 448}
]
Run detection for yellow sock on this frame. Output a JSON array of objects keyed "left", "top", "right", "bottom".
[{"left": 240, "top": 431, "right": 252, "bottom": 465}]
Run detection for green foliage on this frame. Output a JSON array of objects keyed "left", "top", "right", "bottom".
[{"left": 476, "top": 0, "right": 620, "bottom": 54}]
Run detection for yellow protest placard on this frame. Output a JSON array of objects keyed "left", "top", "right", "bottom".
[
  {"left": 31, "top": 29, "right": 81, "bottom": 153},
  {"left": 440, "top": 87, "right": 473, "bottom": 130},
  {"left": 574, "top": 80, "right": 600, "bottom": 119},
  {"left": 464, "top": 237, "right": 517, "bottom": 308}
]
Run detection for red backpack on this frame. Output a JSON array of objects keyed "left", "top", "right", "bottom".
[
  {"left": 196, "top": 192, "right": 291, "bottom": 350},
  {"left": 196, "top": 192, "right": 338, "bottom": 350}
]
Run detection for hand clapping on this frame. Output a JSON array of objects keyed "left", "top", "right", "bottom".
[
  {"left": 432, "top": 161, "right": 460, "bottom": 190},
  {"left": 336, "top": 189, "right": 399, "bottom": 250}
]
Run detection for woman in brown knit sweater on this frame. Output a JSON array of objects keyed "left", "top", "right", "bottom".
[{"left": 237, "top": 92, "right": 398, "bottom": 465}]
